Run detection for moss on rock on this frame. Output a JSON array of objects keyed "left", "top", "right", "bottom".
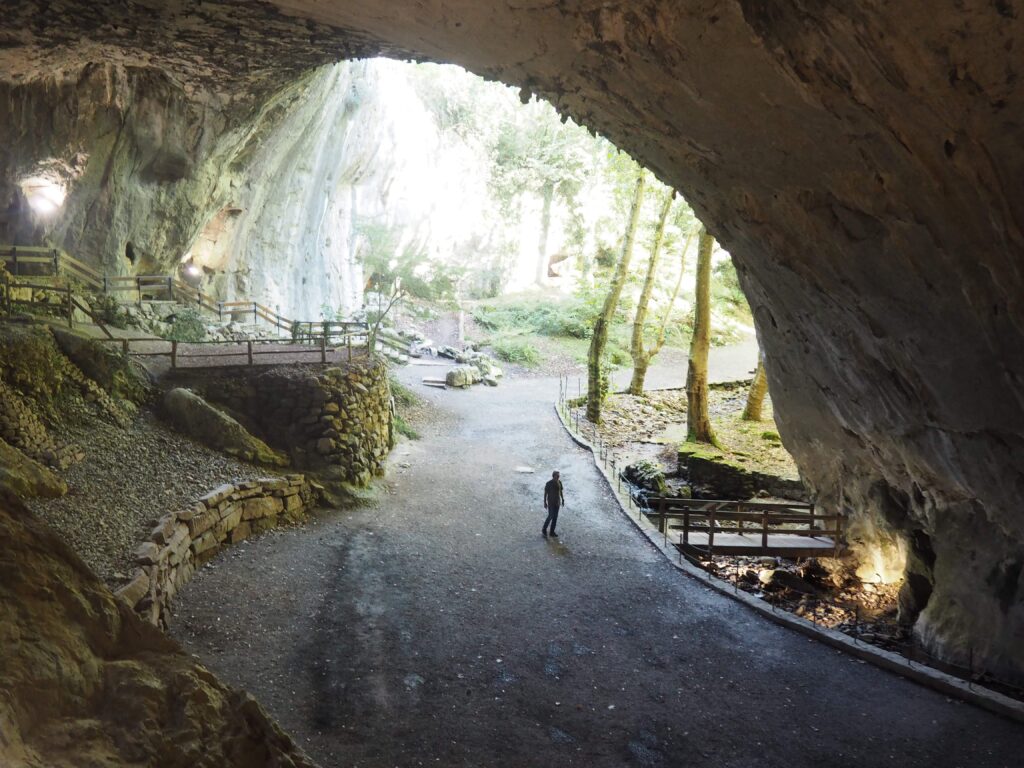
[{"left": 162, "top": 388, "right": 288, "bottom": 468}]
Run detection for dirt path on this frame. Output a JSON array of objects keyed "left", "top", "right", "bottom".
[{"left": 170, "top": 370, "right": 1022, "bottom": 767}]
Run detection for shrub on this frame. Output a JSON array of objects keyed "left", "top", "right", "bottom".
[
  {"left": 491, "top": 337, "right": 540, "bottom": 366},
  {"left": 89, "top": 294, "right": 129, "bottom": 329},
  {"left": 165, "top": 307, "right": 206, "bottom": 342}
]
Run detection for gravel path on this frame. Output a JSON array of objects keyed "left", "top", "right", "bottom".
[
  {"left": 27, "top": 410, "right": 269, "bottom": 583},
  {"left": 169, "top": 369, "right": 1022, "bottom": 767}
]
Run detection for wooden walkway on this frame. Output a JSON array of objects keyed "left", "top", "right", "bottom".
[{"left": 638, "top": 497, "right": 846, "bottom": 559}]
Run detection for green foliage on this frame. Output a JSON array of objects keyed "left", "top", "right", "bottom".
[
  {"left": 389, "top": 375, "right": 419, "bottom": 409},
  {"left": 490, "top": 336, "right": 540, "bottom": 366},
  {"left": 394, "top": 414, "right": 420, "bottom": 440},
  {"left": 89, "top": 294, "right": 129, "bottom": 329},
  {"left": 473, "top": 297, "right": 593, "bottom": 340},
  {"left": 760, "top": 430, "right": 782, "bottom": 443},
  {"left": 712, "top": 257, "right": 746, "bottom": 310},
  {"left": 165, "top": 307, "right": 206, "bottom": 342}
]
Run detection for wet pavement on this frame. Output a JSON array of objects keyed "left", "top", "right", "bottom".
[{"left": 171, "top": 370, "right": 1022, "bottom": 768}]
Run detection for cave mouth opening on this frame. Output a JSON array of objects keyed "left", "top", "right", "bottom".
[{"left": 2, "top": 0, "right": 1023, "bottom": 698}]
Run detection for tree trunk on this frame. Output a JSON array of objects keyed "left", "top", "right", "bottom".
[
  {"left": 536, "top": 180, "right": 554, "bottom": 286},
  {"left": 742, "top": 355, "right": 768, "bottom": 421},
  {"left": 586, "top": 170, "right": 646, "bottom": 422},
  {"left": 628, "top": 189, "right": 674, "bottom": 395},
  {"left": 685, "top": 225, "right": 716, "bottom": 443}
]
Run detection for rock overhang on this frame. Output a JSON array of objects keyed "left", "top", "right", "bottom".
[{"left": 2, "top": 1, "right": 1023, "bottom": 681}]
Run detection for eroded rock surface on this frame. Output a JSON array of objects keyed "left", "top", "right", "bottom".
[
  {"left": 163, "top": 387, "right": 288, "bottom": 467},
  {"left": 0, "top": 499, "right": 317, "bottom": 768},
  {"left": 1, "top": 2, "right": 1022, "bottom": 679}
]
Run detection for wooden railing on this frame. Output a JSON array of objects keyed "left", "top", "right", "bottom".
[
  {"left": 98, "top": 333, "right": 365, "bottom": 369},
  {"left": 639, "top": 497, "right": 844, "bottom": 557},
  {"left": 0, "top": 245, "right": 369, "bottom": 344},
  {"left": 0, "top": 274, "right": 74, "bottom": 327}
]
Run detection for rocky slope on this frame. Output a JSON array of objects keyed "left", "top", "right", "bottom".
[
  {"left": 0, "top": 497, "right": 317, "bottom": 768},
  {"left": 0, "top": 2, "right": 1022, "bottom": 681}
]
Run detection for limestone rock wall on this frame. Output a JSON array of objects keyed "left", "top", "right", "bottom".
[
  {"left": 116, "top": 476, "right": 314, "bottom": 629},
  {"left": 1, "top": 2, "right": 1022, "bottom": 681},
  {"left": 0, "top": 497, "right": 317, "bottom": 767}
]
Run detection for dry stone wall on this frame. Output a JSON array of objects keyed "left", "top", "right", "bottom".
[
  {"left": 181, "top": 359, "right": 395, "bottom": 487},
  {"left": 116, "top": 475, "right": 314, "bottom": 628}
]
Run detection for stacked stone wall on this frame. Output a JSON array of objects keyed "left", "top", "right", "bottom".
[
  {"left": 115, "top": 475, "right": 313, "bottom": 627},
  {"left": 179, "top": 360, "right": 394, "bottom": 486}
]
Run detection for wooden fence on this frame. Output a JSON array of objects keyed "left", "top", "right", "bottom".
[
  {"left": 0, "top": 245, "right": 363, "bottom": 341},
  {"left": 98, "top": 333, "right": 365, "bottom": 369}
]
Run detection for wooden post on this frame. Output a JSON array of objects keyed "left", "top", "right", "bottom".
[
  {"left": 103, "top": 275, "right": 108, "bottom": 293},
  {"left": 347, "top": 333, "right": 352, "bottom": 361},
  {"left": 137, "top": 276, "right": 142, "bottom": 305},
  {"left": 52, "top": 249, "right": 59, "bottom": 276},
  {"left": 761, "top": 511, "right": 769, "bottom": 551},
  {"left": 708, "top": 510, "right": 715, "bottom": 554},
  {"left": 11, "top": 246, "right": 17, "bottom": 276},
  {"left": 683, "top": 509, "right": 690, "bottom": 546},
  {"left": 737, "top": 503, "right": 744, "bottom": 534},
  {"left": 247, "top": 339, "right": 254, "bottom": 366},
  {"left": 65, "top": 285, "right": 73, "bottom": 327},
  {"left": 320, "top": 334, "right": 327, "bottom": 363},
  {"left": 253, "top": 303, "right": 257, "bottom": 326},
  {"left": 122, "top": 338, "right": 129, "bottom": 355},
  {"left": 218, "top": 302, "right": 223, "bottom": 322},
  {"left": 659, "top": 498, "right": 668, "bottom": 546},
  {"left": 167, "top": 276, "right": 174, "bottom": 300},
  {"left": 171, "top": 340, "right": 178, "bottom": 369}
]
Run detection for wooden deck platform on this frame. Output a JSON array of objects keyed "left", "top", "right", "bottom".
[{"left": 672, "top": 529, "right": 839, "bottom": 559}]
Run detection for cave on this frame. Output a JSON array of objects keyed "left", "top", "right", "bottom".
[{"left": 1, "top": 1, "right": 1022, "bottom": 763}]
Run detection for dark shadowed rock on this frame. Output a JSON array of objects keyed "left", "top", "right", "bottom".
[{"left": 162, "top": 388, "right": 287, "bottom": 468}]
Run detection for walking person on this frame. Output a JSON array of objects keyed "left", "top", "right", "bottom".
[{"left": 542, "top": 470, "right": 564, "bottom": 537}]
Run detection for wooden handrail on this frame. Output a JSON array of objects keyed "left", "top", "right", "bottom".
[{"left": 1, "top": 244, "right": 371, "bottom": 343}]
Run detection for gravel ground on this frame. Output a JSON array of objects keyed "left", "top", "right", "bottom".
[
  {"left": 169, "top": 369, "right": 1023, "bottom": 768},
  {"left": 27, "top": 408, "right": 271, "bottom": 584}
]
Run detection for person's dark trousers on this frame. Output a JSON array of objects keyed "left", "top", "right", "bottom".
[{"left": 543, "top": 506, "right": 560, "bottom": 535}]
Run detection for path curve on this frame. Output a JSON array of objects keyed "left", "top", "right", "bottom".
[{"left": 170, "top": 369, "right": 1022, "bottom": 767}]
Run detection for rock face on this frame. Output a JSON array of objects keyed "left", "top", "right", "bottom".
[
  {"left": 1, "top": 3, "right": 1022, "bottom": 680},
  {"left": 162, "top": 387, "right": 288, "bottom": 467},
  {"left": 0, "top": 437, "right": 66, "bottom": 500},
  {"left": 0, "top": 498, "right": 317, "bottom": 767}
]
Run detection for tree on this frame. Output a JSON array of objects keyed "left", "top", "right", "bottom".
[
  {"left": 742, "top": 353, "right": 768, "bottom": 421},
  {"left": 356, "top": 218, "right": 458, "bottom": 351},
  {"left": 627, "top": 189, "right": 692, "bottom": 395},
  {"left": 586, "top": 169, "right": 646, "bottom": 422},
  {"left": 685, "top": 225, "right": 716, "bottom": 443}
]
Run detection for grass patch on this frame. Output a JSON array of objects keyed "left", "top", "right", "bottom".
[
  {"left": 394, "top": 413, "right": 420, "bottom": 440},
  {"left": 490, "top": 335, "right": 541, "bottom": 366},
  {"left": 389, "top": 375, "right": 419, "bottom": 408}
]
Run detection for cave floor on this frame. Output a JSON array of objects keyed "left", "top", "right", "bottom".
[{"left": 169, "top": 369, "right": 1022, "bottom": 768}]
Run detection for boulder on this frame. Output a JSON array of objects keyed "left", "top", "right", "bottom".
[
  {"left": 445, "top": 365, "right": 478, "bottom": 388},
  {"left": 162, "top": 388, "right": 288, "bottom": 467},
  {"left": 0, "top": 437, "right": 67, "bottom": 501}
]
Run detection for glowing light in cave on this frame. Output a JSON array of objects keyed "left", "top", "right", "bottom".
[
  {"left": 856, "top": 540, "right": 907, "bottom": 585},
  {"left": 21, "top": 176, "right": 67, "bottom": 215}
]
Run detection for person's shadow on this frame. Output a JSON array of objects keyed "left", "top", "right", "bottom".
[{"left": 544, "top": 536, "right": 571, "bottom": 556}]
